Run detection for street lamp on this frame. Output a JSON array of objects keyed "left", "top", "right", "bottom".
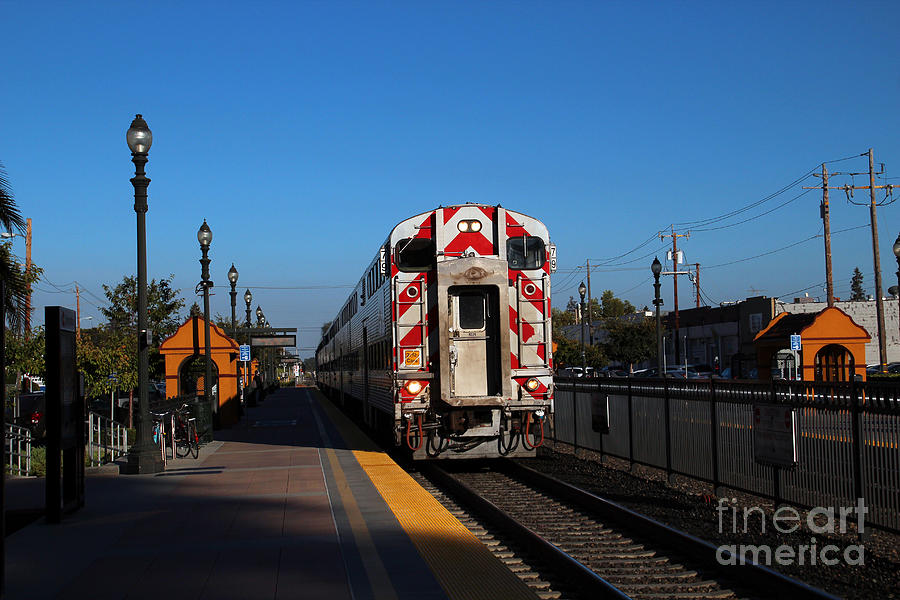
[
  {"left": 197, "top": 220, "right": 214, "bottom": 414},
  {"left": 227, "top": 264, "right": 239, "bottom": 335},
  {"left": 123, "top": 114, "right": 162, "bottom": 474},
  {"left": 578, "top": 281, "right": 587, "bottom": 374},
  {"left": 652, "top": 257, "right": 664, "bottom": 375},
  {"left": 255, "top": 305, "right": 266, "bottom": 381},
  {"left": 244, "top": 289, "right": 253, "bottom": 328}
]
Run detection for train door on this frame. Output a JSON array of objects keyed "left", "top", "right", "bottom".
[{"left": 449, "top": 286, "right": 500, "bottom": 397}]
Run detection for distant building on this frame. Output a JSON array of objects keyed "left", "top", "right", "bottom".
[
  {"left": 665, "top": 296, "right": 776, "bottom": 377},
  {"left": 779, "top": 298, "right": 900, "bottom": 365}
]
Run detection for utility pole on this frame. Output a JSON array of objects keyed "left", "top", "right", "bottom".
[
  {"left": 660, "top": 226, "right": 691, "bottom": 365},
  {"left": 76, "top": 285, "right": 81, "bottom": 337},
  {"left": 806, "top": 149, "right": 893, "bottom": 371},
  {"left": 805, "top": 164, "right": 834, "bottom": 306},
  {"left": 586, "top": 260, "right": 593, "bottom": 346},
  {"left": 694, "top": 263, "right": 700, "bottom": 308},
  {"left": 868, "top": 149, "right": 888, "bottom": 373}
]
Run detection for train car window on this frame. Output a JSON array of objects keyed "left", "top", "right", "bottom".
[
  {"left": 395, "top": 238, "right": 435, "bottom": 272},
  {"left": 458, "top": 292, "right": 486, "bottom": 330},
  {"left": 507, "top": 236, "right": 546, "bottom": 270}
]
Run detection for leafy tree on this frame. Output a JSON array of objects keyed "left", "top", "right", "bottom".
[
  {"left": 553, "top": 335, "right": 606, "bottom": 371},
  {"left": 599, "top": 290, "right": 635, "bottom": 319},
  {"left": 99, "top": 274, "right": 185, "bottom": 380},
  {"left": 850, "top": 267, "right": 866, "bottom": 301},
  {"left": 0, "top": 162, "right": 42, "bottom": 333},
  {"left": 188, "top": 302, "right": 202, "bottom": 318},
  {"left": 77, "top": 326, "right": 136, "bottom": 399},
  {"left": 552, "top": 307, "right": 574, "bottom": 326},
  {"left": 603, "top": 317, "right": 655, "bottom": 372},
  {"left": 5, "top": 327, "right": 45, "bottom": 390},
  {"left": 100, "top": 274, "right": 185, "bottom": 343}
]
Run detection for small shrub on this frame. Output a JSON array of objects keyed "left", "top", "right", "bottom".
[{"left": 30, "top": 446, "right": 46, "bottom": 477}]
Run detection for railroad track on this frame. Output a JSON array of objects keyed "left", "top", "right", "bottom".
[{"left": 415, "top": 460, "right": 839, "bottom": 600}]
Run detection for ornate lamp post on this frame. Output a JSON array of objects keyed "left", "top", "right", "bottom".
[
  {"left": 123, "top": 114, "right": 162, "bottom": 474},
  {"left": 244, "top": 289, "right": 253, "bottom": 328},
  {"left": 227, "top": 264, "right": 239, "bottom": 336},
  {"left": 578, "top": 281, "right": 587, "bottom": 375},
  {"left": 652, "top": 257, "right": 664, "bottom": 375},
  {"left": 197, "top": 221, "right": 214, "bottom": 413},
  {"left": 256, "top": 305, "right": 265, "bottom": 379}
]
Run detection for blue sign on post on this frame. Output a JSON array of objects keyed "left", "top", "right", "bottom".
[
  {"left": 790, "top": 335, "right": 802, "bottom": 351},
  {"left": 240, "top": 344, "right": 251, "bottom": 362}
]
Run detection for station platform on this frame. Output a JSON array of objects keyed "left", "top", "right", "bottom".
[{"left": 5, "top": 387, "right": 538, "bottom": 599}]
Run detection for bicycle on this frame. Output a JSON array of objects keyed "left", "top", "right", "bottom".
[
  {"left": 150, "top": 410, "right": 171, "bottom": 465},
  {"left": 174, "top": 403, "right": 199, "bottom": 459}
]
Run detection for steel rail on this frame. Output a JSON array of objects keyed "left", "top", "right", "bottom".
[
  {"left": 503, "top": 460, "right": 841, "bottom": 600},
  {"left": 419, "top": 462, "right": 631, "bottom": 600}
]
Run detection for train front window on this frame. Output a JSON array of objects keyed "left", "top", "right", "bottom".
[
  {"left": 507, "top": 236, "right": 545, "bottom": 269},
  {"left": 395, "top": 238, "right": 435, "bottom": 272},
  {"left": 458, "top": 292, "right": 485, "bottom": 330}
]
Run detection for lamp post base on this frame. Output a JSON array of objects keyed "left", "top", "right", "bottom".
[{"left": 119, "top": 442, "right": 164, "bottom": 474}]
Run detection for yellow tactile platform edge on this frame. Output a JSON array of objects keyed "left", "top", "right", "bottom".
[{"left": 355, "top": 450, "right": 538, "bottom": 600}]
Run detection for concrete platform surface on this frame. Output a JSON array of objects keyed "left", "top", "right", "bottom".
[{"left": 4, "top": 387, "right": 536, "bottom": 600}]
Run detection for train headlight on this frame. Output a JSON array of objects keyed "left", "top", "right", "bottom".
[
  {"left": 524, "top": 378, "right": 540, "bottom": 392},
  {"left": 405, "top": 380, "right": 424, "bottom": 395},
  {"left": 457, "top": 220, "right": 482, "bottom": 233}
]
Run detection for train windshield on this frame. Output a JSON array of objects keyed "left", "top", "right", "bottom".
[
  {"left": 395, "top": 238, "right": 435, "bottom": 272},
  {"left": 507, "top": 236, "right": 545, "bottom": 270}
]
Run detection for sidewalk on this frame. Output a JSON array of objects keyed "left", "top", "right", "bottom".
[{"left": 5, "top": 388, "right": 351, "bottom": 599}]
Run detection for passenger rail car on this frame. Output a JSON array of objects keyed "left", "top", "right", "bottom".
[{"left": 316, "top": 204, "right": 556, "bottom": 459}]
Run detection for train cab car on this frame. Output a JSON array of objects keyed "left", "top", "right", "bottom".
[{"left": 317, "top": 204, "right": 555, "bottom": 459}]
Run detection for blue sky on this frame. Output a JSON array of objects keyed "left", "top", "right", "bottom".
[{"left": 2, "top": 1, "right": 899, "bottom": 356}]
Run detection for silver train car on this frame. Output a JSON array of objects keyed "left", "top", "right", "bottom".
[{"left": 316, "top": 204, "right": 555, "bottom": 458}]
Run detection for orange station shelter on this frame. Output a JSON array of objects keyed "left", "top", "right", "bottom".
[
  {"left": 160, "top": 316, "right": 242, "bottom": 427},
  {"left": 753, "top": 306, "right": 870, "bottom": 382}
]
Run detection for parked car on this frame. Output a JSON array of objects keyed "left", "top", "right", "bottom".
[
  {"left": 666, "top": 368, "right": 701, "bottom": 379},
  {"left": 558, "top": 367, "right": 595, "bottom": 378},
  {"left": 686, "top": 364, "right": 714, "bottom": 378},
  {"left": 11, "top": 392, "right": 46, "bottom": 439},
  {"left": 597, "top": 366, "right": 628, "bottom": 377}
]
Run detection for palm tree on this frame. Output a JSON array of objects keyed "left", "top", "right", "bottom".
[{"left": 0, "top": 161, "right": 32, "bottom": 333}]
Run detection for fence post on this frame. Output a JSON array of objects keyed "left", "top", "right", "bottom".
[
  {"left": 770, "top": 378, "right": 782, "bottom": 508},
  {"left": 710, "top": 377, "right": 721, "bottom": 496},
  {"left": 627, "top": 377, "right": 634, "bottom": 470},
  {"left": 663, "top": 376, "right": 673, "bottom": 483},
  {"left": 572, "top": 380, "right": 579, "bottom": 456},
  {"left": 850, "top": 377, "right": 866, "bottom": 539}
]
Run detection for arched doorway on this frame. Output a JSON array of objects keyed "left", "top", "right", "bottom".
[
  {"left": 814, "top": 344, "right": 854, "bottom": 382},
  {"left": 179, "top": 354, "right": 220, "bottom": 400}
]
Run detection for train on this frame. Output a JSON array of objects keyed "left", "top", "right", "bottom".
[{"left": 316, "top": 204, "right": 556, "bottom": 458}]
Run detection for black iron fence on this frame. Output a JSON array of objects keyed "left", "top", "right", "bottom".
[{"left": 552, "top": 377, "right": 900, "bottom": 532}]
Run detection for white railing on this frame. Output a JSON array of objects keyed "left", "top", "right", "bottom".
[
  {"left": 5, "top": 423, "right": 33, "bottom": 477},
  {"left": 87, "top": 412, "right": 130, "bottom": 467}
]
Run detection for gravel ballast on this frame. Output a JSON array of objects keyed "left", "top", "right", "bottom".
[{"left": 519, "top": 442, "right": 900, "bottom": 600}]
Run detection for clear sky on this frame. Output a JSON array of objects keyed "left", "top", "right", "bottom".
[{"left": 2, "top": 1, "right": 899, "bottom": 357}]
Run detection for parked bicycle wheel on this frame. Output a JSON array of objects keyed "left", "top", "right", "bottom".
[{"left": 188, "top": 420, "right": 199, "bottom": 459}]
